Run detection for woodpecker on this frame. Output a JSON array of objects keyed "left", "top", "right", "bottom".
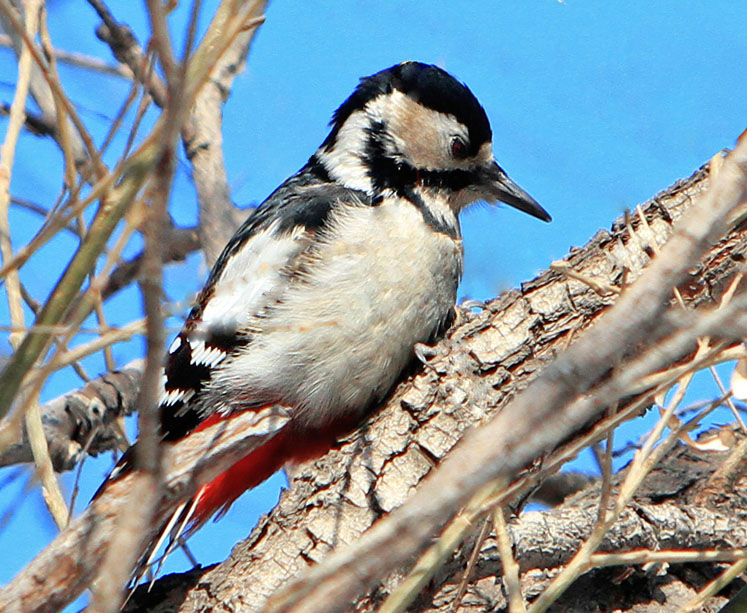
[{"left": 102, "top": 61, "right": 550, "bottom": 575}]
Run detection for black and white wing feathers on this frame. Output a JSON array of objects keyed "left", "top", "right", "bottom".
[{"left": 159, "top": 175, "right": 371, "bottom": 441}]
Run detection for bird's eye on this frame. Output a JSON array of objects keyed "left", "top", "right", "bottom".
[{"left": 450, "top": 137, "right": 468, "bottom": 159}]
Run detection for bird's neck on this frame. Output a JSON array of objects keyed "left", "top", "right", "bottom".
[
  {"left": 313, "top": 109, "right": 377, "bottom": 195},
  {"left": 311, "top": 111, "right": 463, "bottom": 238}
]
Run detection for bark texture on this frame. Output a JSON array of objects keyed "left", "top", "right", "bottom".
[
  {"left": 122, "top": 162, "right": 747, "bottom": 612},
  {"left": 0, "top": 360, "right": 142, "bottom": 471}
]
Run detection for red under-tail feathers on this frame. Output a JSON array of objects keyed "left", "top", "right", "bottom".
[
  {"left": 187, "top": 410, "right": 339, "bottom": 527},
  {"left": 99, "top": 406, "right": 352, "bottom": 586},
  {"left": 96, "top": 408, "right": 343, "bottom": 528}
]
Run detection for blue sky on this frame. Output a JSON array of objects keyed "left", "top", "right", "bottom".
[{"left": 0, "top": 0, "right": 745, "bottom": 603}]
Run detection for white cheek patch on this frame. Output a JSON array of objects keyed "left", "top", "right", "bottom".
[{"left": 368, "top": 91, "right": 471, "bottom": 171}]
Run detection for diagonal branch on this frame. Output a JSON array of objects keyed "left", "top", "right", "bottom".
[
  {"left": 266, "top": 135, "right": 747, "bottom": 613},
  {"left": 128, "top": 152, "right": 746, "bottom": 611},
  {"left": 0, "top": 360, "right": 143, "bottom": 471},
  {"left": 2, "top": 150, "right": 745, "bottom": 612},
  {"left": 88, "top": 0, "right": 268, "bottom": 265},
  {"left": 0, "top": 407, "right": 290, "bottom": 613}
]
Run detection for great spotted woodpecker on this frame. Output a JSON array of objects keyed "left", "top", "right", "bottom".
[{"left": 101, "top": 61, "right": 550, "bottom": 577}]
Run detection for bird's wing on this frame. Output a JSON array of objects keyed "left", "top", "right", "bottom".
[{"left": 159, "top": 180, "right": 371, "bottom": 441}]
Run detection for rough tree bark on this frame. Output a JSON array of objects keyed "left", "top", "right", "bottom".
[
  {"left": 0, "top": 6, "right": 744, "bottom": 609},
  {"left": 113, "top": 159, "right": 747, "bottom": 612},
  {"left": 1, "top": 154, "right": 744, "bottom": 612},
  {"left": 0, "top": 155, "right": 745, "bottom": 611}
]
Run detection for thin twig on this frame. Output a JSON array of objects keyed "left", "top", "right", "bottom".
[
  {"left": 449, "top": 517, "right": 491, "bottom": 613},
  {"left": 0, "top": 0, "right": 39, "bottom": 349},
  {"left": 494, "top": 507, "right": 525, "bottom": 613},
  {"left": 0, "top": 32, "right": 131, "bottom": 77},
  {"left": 0, "top": 0, "right": 104, "bottom": 175},
  {"left": 683, "top": 557, "right": 747, "bottom": 612},
  {"left": 91, "top": 3, "right": 187, "bottom": 606},
  {"left": 0, "top": 407, "right": 291, "bottom": 612},
  {"left": 378, "top": 482, "right": 502, "bottom": 613},
  {"left": 527, "top": 391, "right": 726, "bottom": 612},
  {"left": 0, "top": 0, "right": 69, "bottom": 532},
  {"left": 590, "top": 548, "right": 747, "bottom": 567}
]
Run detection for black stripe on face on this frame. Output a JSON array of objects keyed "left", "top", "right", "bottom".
[
  {"left": 362, "top": 123, "right": 460, "bottom": 238},
  {"left": 364, "top": 121, "right": 479, "bottom": 195},
  {"left": 419, "top": 167, "right": 477, "bottom": 192},
  {"left": 363, "top": 122, "right": 475, "bottom": 237}
]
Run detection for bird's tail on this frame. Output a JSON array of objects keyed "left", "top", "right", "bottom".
[
  {"left": 130, "top": 420, "right": 293, "bottom": 587},
  {"left": 127, "top": 411, "right": 343, "bottom": 588}
]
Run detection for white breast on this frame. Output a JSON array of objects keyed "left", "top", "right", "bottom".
[{"left": 208, "top": 197, "right": 464, "bottom": 429}]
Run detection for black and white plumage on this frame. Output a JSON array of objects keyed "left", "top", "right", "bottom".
[
  {"left": 101, "top": 61, "right": 550, "bottom": 576},
  {"left": 159, "top": 61, "right": 549, "bottom": 442}
]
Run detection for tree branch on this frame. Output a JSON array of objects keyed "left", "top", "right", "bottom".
[
  {"left": 126, "top": 151, "right": 747, "bottom": 612},
  {"left": 0, "top": 407, "right": 290, "bottom": 613},
  {"left": 265, "top": 138, "right": 747, "bottom": 613},
  {"left": 88, "top": 0, "right": 268, "bottom": 265},
  {"left": 0, "top": 360, "right": 142, "bottom": 471},
  {"left": 100, "top": 224, "right": 201, "bottom": 301}
]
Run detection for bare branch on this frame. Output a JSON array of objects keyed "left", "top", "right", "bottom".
[
  {"left": 0, "top": 2, "right": 88, "bottom": 166},
  {"left": 261, "top": 136, "right": 747, "bottom": 613},
  {"left": 87, "top": 0, "right": 168, "bottom": 106},
  {"left": 0, "top": 407, "right": 291, "bottom": 613},
  {"left": 0, "top": 360, "right": 143, "bottom": 471},
  {"left": 88, "top": 1, "right": 268, "bottom": 265},
  {"left": 101, "top": 224, "right": 201, "bottom": 301},
  {"left": 183, "top": 0, "right": 269, "bottom": 265},
  {"left": 0, "top": 32, "right": 131, "bottom": 77},
  {"left": 0, "top": 101, "right": 57, "bottom": 137},
  {"left": 126, "top": 155, "right": 745, "bottom": 611}
]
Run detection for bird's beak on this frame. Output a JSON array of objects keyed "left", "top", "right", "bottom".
[{"left": 481, "top": 161, "right": 551, "bottom": 222}]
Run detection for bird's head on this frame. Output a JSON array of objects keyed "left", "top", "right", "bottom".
[{"left": 313, "top": 61, "right": 550, "bottom": 223}]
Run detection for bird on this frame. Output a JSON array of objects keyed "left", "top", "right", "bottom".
[{"left": 99, "top": 60, "right": 550, "bottom": 578}]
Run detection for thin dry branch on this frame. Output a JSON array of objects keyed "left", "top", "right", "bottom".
[
  {"left": 0, "top": 360, "right": 143, "bottom": 470},
  {"left": 89, "top": 4, "right": 194, "bottom": 605},
  {"left": 0, "top": 32, "right": 131, "bottom": 77},
  {"left": 0, "top": 101, "right": 57, "bottom": 137},
  {"left": 0, "top": 407, "right": 291, "bottom": 613},
  {"left": 0, "top": 0, "right": 266, "bottom": 422},
  {"left": 428, "top": 437, "right": 747, "bottom": 612},
  {"left": 87, "top": 0, "right": 168, "bottom": 107},
  {"left": 183, "top": 0, "right": 269, "bottom": 264},
  {"left": 0, "top": 2, "right": 89, "bottom": 167},
  {"left": 100, "top": 224, "right": 201, "bottom": 301},
  {"left": 89, "top": 0, "right": 267, "bottom": 264}
]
